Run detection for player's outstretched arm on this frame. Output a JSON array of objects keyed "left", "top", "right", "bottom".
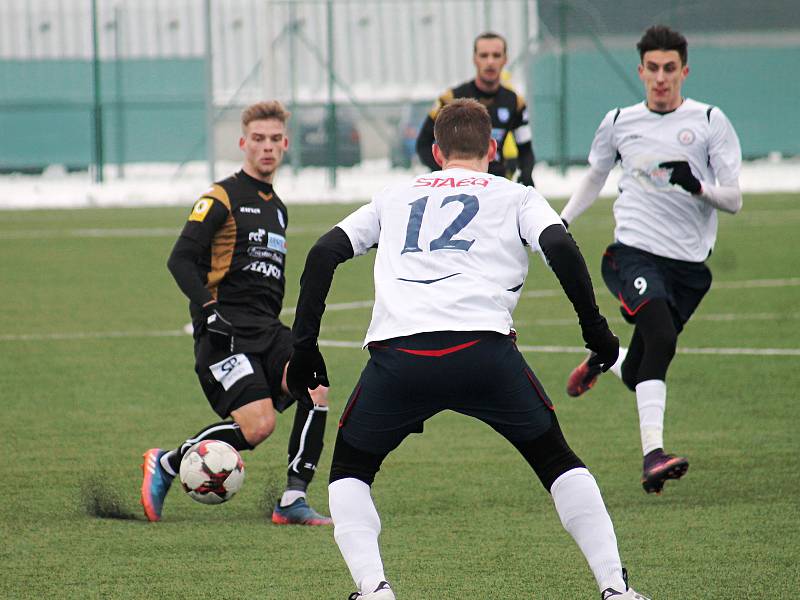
[
  {"left": 288, "top": 227, "right": 355, "bottom": 397},
  {"left": 559, "top": 166, "right": 609, "bottom": 228},
  {"left": 538, "top": 224, "right": 619, "bottom": 371}
]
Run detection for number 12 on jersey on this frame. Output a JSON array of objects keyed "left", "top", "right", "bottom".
[{"left": 401, "top": 194, "right": 479, "bottom": 254}]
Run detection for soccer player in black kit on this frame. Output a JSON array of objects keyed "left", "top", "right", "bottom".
[
  {"left": 141, "top": 101, "right": 331, "bottom": 525},
  {"left": 416, "top": 31, "right": 536, "bottom": 186}
]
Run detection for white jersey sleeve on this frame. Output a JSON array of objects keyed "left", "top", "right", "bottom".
[
  {"left": 587, "top": 109, "right": 620, "bottom": 174},
  {"left": 518, "top": 187, "right": 564, "bottom": 252},
  {"left": 707, "top": 107, "right": 742, "bottom": 186},
  {"left": 336, "top": 197, "right": 381, "bottom": 256}
]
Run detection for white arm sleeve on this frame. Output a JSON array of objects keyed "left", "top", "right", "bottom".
[
  {"left": 700, "top": 107, "right": 743, "bottom": 214},
  {"left": 560, "top": 166, "right": 610, "bottom": 225},
  {"left": 698, "top": 182, "right": 742, "bottom": 214},
  {"left": 560, "top": 109, "right": 617, "bottom": 225}
]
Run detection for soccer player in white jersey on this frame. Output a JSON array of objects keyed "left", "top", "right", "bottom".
[
  {"left": 561, "top": 25, "right": 742, "bottom": 495},
  {"left": 287, "top": 99, "right": 651, "bottom": 599}
]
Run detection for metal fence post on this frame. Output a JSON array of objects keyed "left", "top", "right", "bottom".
[
  {"left": 91, "top": 0, "right": 104, "bottom": 183},
  {"left": 205, "top": 0, "right": 215, "bottom": 183}
]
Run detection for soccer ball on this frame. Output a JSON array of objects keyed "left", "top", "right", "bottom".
[{"left": 179, "top": 440, "right": 245, "bottom": 505}]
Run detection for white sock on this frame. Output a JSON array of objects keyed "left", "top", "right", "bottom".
[
  {"left": 608, "top": 347, "right": 628, "bottom": 379},
  {"left": 160, "top": 451, "right": 177, "bottom": 477},
  {"left": 550, "top": 468, "right": 626, "bottom": 593},
  {"left": 280, "top": 489, "right": 306, "bottom": 507},
  {"left": 329, "top": 478, "right": 386, "bottom": 594},
  {"left": 635, "top": 379, "right": 666, "bottom": 455}
]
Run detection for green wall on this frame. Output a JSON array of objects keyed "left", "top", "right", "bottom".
[
  {"left": 0, "top": 58, "right": 206, "bottom": 171},
  {"left": 531, "top": 43, "right": 799, "bottom": 163}
]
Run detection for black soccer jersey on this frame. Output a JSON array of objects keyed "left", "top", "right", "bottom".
[
  {"left": 417, "top": 79, "right": 531, "bottom": 178},
  {"left": 169, "top": 170, "right": 289, "bottom": 349}
]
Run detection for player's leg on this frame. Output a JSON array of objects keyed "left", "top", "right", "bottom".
[
  {"left": 267, "top": 327, "right": 333, "bottom": 525},
  {"left": 465, "top": 335, "right": 645, "bottom": 596},
  {"left": 329, "top": 339, "right": 438, "bottom": 599},
  {"left": 141, "top": 346, "right": 271, "bottom": 522},
  {"left": 272, "top": 364, "right": 331, "bottom": 525}
]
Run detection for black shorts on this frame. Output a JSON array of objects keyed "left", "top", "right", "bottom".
[
  {"left": 339, "top": 331, "right": 556, "bottom": 456},
  {"left": 601, "top": 242, "right": 712, "bottom": 329},
  {"left": 194, "top": 323, "right": 295, "bottom": 418}
]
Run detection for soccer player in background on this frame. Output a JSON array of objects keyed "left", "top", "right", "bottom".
[
  {"left": 416, "top": 31, "right": 536, "bottom": 186},
  {"left": 140, "top": 101, "right": 332, "bottom": 525},
  {"left": 561, "top": 25, "right": 742, "bottom": 494},
  {"left": 289, "top": 99, "right": 650, "bottom": 599}
]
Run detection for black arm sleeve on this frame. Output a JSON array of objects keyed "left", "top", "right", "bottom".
[
  {"left": 167, "top": 236, "right": 215, "bottom": 307},
  {"left": 517, "top": 141, "right": 536, "bottom": 186},
  {"left": 292, "top": 227, "right": 355, "bottom": 349},
  {"left": 415, "top": 115, "right": 439, "bottom": 172},
  {"left": 537, "top": 224, "right": 603, "bottom": 327}
]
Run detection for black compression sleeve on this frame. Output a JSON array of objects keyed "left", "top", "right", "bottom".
[
  {"left": 167, "top": 236, "right": 214, "bottom": 306},
  {"left": 517, "top": 141, "right": 536, "bottom": 178},
  {"left": 538, "top": 224, "right": 603, "bottom": 326},
  {"left": 292, "top": 227, "right": 355, "bottom": 348},
  {"left": 415, "top": 116, "right": 439, "bottom": 171}
]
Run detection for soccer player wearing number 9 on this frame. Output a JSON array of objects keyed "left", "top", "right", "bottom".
[
  {"left": 288, "top": 99, "right": 650, "bottom": 599},
  {"left": 561, "top": 26, "right": 742, "bottom": 495}
]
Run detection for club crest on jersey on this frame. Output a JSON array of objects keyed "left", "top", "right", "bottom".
[
  {"left": 497, "top": 107, "right": 510, "bottom": 123},
  {"left": 678, "top": 129, "right": 695, "bottom": 145}
]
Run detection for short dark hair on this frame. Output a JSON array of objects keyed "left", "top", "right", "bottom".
[
  {"left": 433, "top": 98, "right": 492, "bottom": 160},
  {"left": 636, "top": 25, "right": 688, "bottom": 65},
  {"left": 473, "top": 31, "right": 507, "bottom": 55}
]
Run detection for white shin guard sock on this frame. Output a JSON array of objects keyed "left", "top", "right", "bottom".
[
  {"left": 608, "top": 347, "right": 628, "bottom": 380},
  {"left": 329, "top": 478, "right": 386, "bottom": 593},
  {"left": 551, "top": 468, "right": 625, "bottom": 593},
  {"left": 635, "top": 379, "right": 666, "bottom": 455}
]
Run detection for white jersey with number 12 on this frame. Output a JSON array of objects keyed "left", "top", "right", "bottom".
[{"left": 336, "top": 168, "right": 563, "bottom": 346}]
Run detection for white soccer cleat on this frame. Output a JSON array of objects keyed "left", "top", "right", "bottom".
[
  {"left": 348, "top": 581, "right": 395, "bottom": 599},
  {"left": 601, "top": 587, "right": 651, "bottom": 600}
]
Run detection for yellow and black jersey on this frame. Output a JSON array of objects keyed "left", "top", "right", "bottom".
[
  {"left": 168, "top": 170, "right": 289, "bottom": 350},
  {"left": 415, "top": 79, "right": 533, "bottom": 179}
]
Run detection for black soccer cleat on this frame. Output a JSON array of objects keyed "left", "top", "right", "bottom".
[{"left": 641, "top": 449, "right": 689, "bottom": 494}]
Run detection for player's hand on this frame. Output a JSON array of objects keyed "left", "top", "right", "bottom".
[
  {"left": 579, "top": 317, "right": 619, "bottom": 372},
  {"left": 287, "top": 345, "right": 330, "bottom": 406},
  {"left": 202, "top": 302, "right": 235, "bottom": 352},
  {"left": 659, "top": 160, "right": 702, "bottom": 195}
]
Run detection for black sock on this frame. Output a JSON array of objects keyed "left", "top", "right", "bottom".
[
  {"left": 166, "top": 421, "right": 254, "bottom": 474},
  {"left": 285, "top": 404, "right": 328, "bottom": 491}
]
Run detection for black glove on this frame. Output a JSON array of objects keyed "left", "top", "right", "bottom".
[
  {"left": 518, "top": 172, "right": 534, "bottom": 187},
  {"left": 659, "top": 160, "right": 701, "bottom": 195},
  {"left": 287, "top": 345, "right": 330, "bottom": 406},
  {"left": 202, "top": 303, "right": 235, "bottom": 352},
  {"left": 579, "top": 317, "right": 619, "bottom": 372}
]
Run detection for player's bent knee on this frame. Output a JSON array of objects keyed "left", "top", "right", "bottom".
[
  {"left": 329, "top": 430, "right": 387, "bottom": 486},
  {"left": 238, "top": 413, "right": 276, "bottom": 446},
  {"left": 512, "top": 421, "right": 586, "bottom": 491}
]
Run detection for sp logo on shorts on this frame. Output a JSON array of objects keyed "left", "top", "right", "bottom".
[{"left": 210, "top": 354, "right": 254, "bottom": 391}]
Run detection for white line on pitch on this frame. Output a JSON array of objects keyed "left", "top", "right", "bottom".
[{"left": 2, "top": 330, "right": 797, "bottom": 357}]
